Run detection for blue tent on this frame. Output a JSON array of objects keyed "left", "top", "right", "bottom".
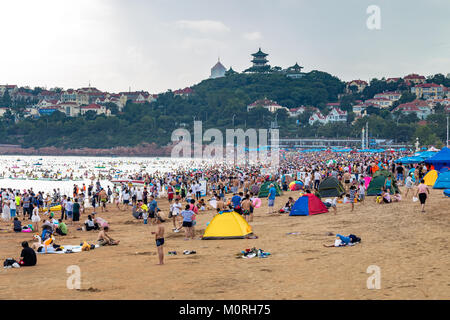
[
  {"left": 415, "top": 151, "right": 438, "bottom": 160},
  {"left": 289, "top": 194, "right": 329, "bottom": 216},
  {"left": 433, "top": 171, "right": 450, "bottom": 189},
  {"left": 425, "top": 147, "right": 450, "bottom": 171},
  {"left": 395, "top": 156, "right": 424, "bottom": 164}
]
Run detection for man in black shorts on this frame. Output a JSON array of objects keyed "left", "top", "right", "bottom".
[{"left": 152, "top": 216, "right": 165, "bottom": 265}]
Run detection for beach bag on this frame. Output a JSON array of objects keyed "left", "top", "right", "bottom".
[
  {"left": 3, "top": 258, "right": 19, "bottom": 268},
  {"left": 349, "top": 234, "right": 361, "bottom": 243}
]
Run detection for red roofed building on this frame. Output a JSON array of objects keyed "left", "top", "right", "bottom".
[
  {"left": 364, "top": 97, "right": 393, "bottom": 109},
  {"left": 411, "top": 83, "right": 445, "bottom": 99},
  {"left": 309, "top": 111, "right": 327, "bottom": 125},
  {"left": 386, "top": 77, "right": 401, "bottom": 83},
  {"left": 403, "top": 74, "right": 426, "bottom": 84},
  {"left": 0, "top": 84, "right": 18, "bottom": 96},
  {"left": 80, "top": 103, "right": 110, "bottom": 116},
  {"left": 247, "top": 98, "right": 289, "bottom": 113},
  {"left": 374, "top": 91, "right": 402, "bottom": 101},
  {"left": 346, "top": 80, "right": 368, "bottom": 93},
  {"left": 393, "top": 100, "right": 433, "bottom": 119},
  {"left": 326, "top": 107, "right": 347, "bottom": 123},
  {"left": 288, "top": 106, "right": 318, "bottom": 117},
  {"left": 173, "top": 87, "right": 193, "bottom": 98}
]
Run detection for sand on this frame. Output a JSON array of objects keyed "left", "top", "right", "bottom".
[{"left": 0, "top": 187, "right": 449, "bottom": 300}]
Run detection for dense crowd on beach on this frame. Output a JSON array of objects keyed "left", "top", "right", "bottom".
[{"left": 1, "top": 150, "right": 435, "bottom": 266}]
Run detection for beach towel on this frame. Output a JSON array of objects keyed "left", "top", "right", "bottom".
[{"left": 37, "top": 244, "right": 100, "bottom": 254}]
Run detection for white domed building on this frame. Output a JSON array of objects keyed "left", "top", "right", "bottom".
[{"left": 210, "top": 58, "right": 226, "bottom": 79}]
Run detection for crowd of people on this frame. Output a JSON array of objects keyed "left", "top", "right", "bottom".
[{"left": 1, "top": 150, "right": 436, "bottom": 266}]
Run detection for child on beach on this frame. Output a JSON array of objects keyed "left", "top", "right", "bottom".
[
  {"left": 151, "top": 216, "right": 165, "bottom": 265},
  {"left": 170, "top": 198, "right": 182, "bottom": 232},
  {"left": 349, "top": 185, "right": 357, "bottom": 212},
  {"left": 358, "top": 181, "right": 365, "bottom": 204},
  {"left": 31, "top": 206, "right": 41, "bottom": 232}
]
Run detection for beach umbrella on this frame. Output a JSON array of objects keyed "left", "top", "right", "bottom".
[
  {"left": 289, "top": 181, "right": 303, "bottom": 191},
  {"left": 326, "top": 159, "right": 336, "bottom": 167}
]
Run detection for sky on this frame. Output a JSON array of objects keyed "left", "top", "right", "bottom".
[{"left": 0, "top": 0, "right": 449, "bottom": 93}]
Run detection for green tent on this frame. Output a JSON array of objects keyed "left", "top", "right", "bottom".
[
  {"left": 258, "top": 181, "right": 282, "bottom": 197},
  {"left": 366, "top": 174, "right": 399, "bottom": 196},
  {"left": 318, "top": 177, "right": 346, "bottom": 198}
]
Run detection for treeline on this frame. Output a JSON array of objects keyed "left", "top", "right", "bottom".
[{"left": 0, "top": 72, "right": 448, "bottom": 149}]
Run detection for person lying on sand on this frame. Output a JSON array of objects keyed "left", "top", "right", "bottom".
[
  {"left": 323, "top": 234, "right": 361, "bottom": 247},
  {"left": 97, "top": 226, "right": 120, "bottom": 246}
]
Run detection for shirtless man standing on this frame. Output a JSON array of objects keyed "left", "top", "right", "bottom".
[
  {"left": 240, "top": 194, "right": 254, "bottom": 222},
  {"left": 152, "top": 216, "right": 165, "bottom": 265},
  {"left": 216, "top": 197, "right": 225, "bottom": 213}
]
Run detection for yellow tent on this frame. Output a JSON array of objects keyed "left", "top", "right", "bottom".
[
  {"left": 423, "top": 170, "right": 438, "bottom": 186},
  {"left": 202, "top": 211, "right": 253, "bottom": 240}
]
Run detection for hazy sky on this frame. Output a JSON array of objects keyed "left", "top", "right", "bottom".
[{"left": 1, "top": 0, "right": 449, "bottom": 93}]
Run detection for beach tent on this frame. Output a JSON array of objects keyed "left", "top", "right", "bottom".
[
  {"left": 433, "top": 171, "right": 450, "bottom": 189},
  {"left": 415, "top": 151, "right": 438, "bottom": 160},
  {"left": 367, "top": 172, "right": 399, "bottom": 195},
  {"left": 395, "top": 156, "right": 424, "bottom": 164},
  {"left": 425, "top": 147, "right": 450, "bottom": 171},
  {"left": 364, "top": 176, "right": 372, "bottom": 190},
  {"left": 318, "top": 177, "right": 345, "bottom": 198},
  {"left": 366, "top": 176, "right": 388, "bottom": 195},
  {"left": 373, "top": 169, "right": 399, "bottom": 192},
  {"left": 423, "top": 170, "right": 438, "bottom": 187},
  {"left": 202, "top": 211, "right": 253, "bottom": 240},
  {"left": 289, "top": 193, "right": 329, "bottom": 216},
  {"left": 258, "top": 181, "right": 282, "bottom": 197}
]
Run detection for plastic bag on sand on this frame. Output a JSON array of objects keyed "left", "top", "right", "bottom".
[{"left": 412, "top": 197, "right": 418, "bottom": 202}]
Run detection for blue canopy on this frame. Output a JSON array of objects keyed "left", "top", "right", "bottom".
[
  {"left": 414, "top": 151, "right": 438, "bottom": 160},
  {"left": 395, "top": 156, "right": 424, "bottom": 164},
  {"left": 425, "top": 147, "right": 450, "bottom": 171}
]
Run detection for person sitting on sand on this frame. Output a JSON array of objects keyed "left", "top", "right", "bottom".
[
  {"left": 132, "top": 202, "right": 143, "bottom": 219},
  {"left": 84, "top": 215, "right": 100, "bottom": 231},
  {"left": 13, "top": 217, "right": 22, "bottom": 232},
  {"left": 280, "top": 197, "right": 295, "bottom": 214},
  {"left": 97, "top": 226, "right": 120, "bottom": 246},
  {"left": 18, "top": 241, "right": 37, "bottom": 266},
  {"left": 55, "top": 219, "right": 68, "bottom": 236},
  {"left": 393, "top": 191, "right": 402, "bottom": 202},
  {"left": 151, "top": 215, "right": 165, "bottom": 265},
  {"left": 380, "top": 189, "right": 392, "bottom": 204}
]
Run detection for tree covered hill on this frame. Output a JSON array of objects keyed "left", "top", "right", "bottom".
[
  {"left": 0, "top": 71, "right": 345, "bottom": 149},
  {"left": 0, "top": 70, "right": 447, "bottom": 149}
]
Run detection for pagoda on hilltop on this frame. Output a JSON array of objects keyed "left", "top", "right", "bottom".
[
  {"left": 245, "top": 48, "right": 271, "bottom": 73},
  {"left": 251, "top": 48, "right": 269, "bottom": 68},
  {"left": 285, "top": 62, "right": 305, "bottom": 79}
]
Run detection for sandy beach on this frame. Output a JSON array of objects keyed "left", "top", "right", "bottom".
[{"left": 0, "top": 187, "right": 449, "bottom": 300}]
